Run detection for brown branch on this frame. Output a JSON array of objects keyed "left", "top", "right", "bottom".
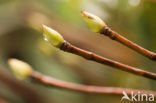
[
  {"left": 31, "top": 71, "right": 156, "bottom": 96},
  {"left": 59, "top": 41, "right": 156, "bottom": 80},
  {"left": 100, "top": 26, "right": 156, "bottom": 61},
  {"left": 0, "top": 67, "right": 46, "bottom": 103}
]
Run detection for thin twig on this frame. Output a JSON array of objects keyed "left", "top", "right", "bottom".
[
  {"left": 59, "top": 41, "right": 156, "bottom": 80},
  {"left": 100, "top": 26, "right": 156, "bottom": 61},
  {"left": 31, "top": 71, "right": 156, "bottom": 96}
]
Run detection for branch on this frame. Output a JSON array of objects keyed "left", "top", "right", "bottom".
[
  {"left": 61, "top": 41, "right": 156, "bottom": 80},
  {"left": 8, "top": 58, "right": 156, "bottom": 97},
  {"left": 81, "top": 11, "right": 156, "bottom": 61},
  {"left": 0, "top": 67, "right": 46, "bottom": 103},
  {"left": 31, "top": 71, "right": 156, "bottom": 96},
  {"left": 42, "top": 25, "right": 156, "bottom": 80},
  {"left": 100, "top": 27, "right": 156, "bottom": 61}
]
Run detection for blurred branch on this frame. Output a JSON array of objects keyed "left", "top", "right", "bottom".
[
  {"left": 31, "top": 71, "right": 156, "bottom": 96},
  {"left": 0, "top": 67, "right": 47, "bottom": 103},
  {"left": 8, "top": 59, "right": 156, "bottom": 97}
]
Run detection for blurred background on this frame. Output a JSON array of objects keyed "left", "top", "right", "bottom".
[{"left": 0, "top": 0, "right": 156, "bottom": 103}]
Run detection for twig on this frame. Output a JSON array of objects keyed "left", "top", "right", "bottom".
[
  {"left": 31, "top": 71, "right": 156, "bottom": 96},
  {"left": 8, "top": 59, "right": 156, "bottom": 97},
  {"left": 100, "top": 26, "right": 156, "bottom": 61},
  {"left": 60, "top": 41, "right": 156, "bottom": 80},
  {"left": 42, "top": 25, "right": 156, "bottom": 80},
  {"left": 81, "top": 11, "right": 156, "bottom": 61}
]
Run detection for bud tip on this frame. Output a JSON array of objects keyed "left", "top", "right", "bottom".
[
  {"left": 81, "top": 11, "right": 106, "bottom": 33},
  {"left": 8, "top": 58, "right": 33, "bottom": 80},
  {"left": 42, "top": 24, "right": 64, "bottom": 48}
]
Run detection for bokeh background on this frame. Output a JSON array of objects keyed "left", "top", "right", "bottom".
[{"left": 0, "top": 0, "right": 156, "bottom": 103}]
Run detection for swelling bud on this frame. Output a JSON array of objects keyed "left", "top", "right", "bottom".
[
  {"left": 8, "top": 59, "right": 33, "bottom": 80},
  {"left": 81, "top": 11, "right": 106, "bottom": 33},
  {"left": 42, "top": 25, "right": 64, "bottom": 48}
]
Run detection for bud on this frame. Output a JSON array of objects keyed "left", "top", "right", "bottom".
[
  {"left": 81, "top": 11, "right": 106, "bottom": 33},
  {"left": 8, "top": 58, "right": 33, "bottom": 80},
  {"left": 42, "top": 25, "right": 64, "bottom": 48}
]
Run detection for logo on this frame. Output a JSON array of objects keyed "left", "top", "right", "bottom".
[{"left": 121, "top": 91, "right": 154, "bottom": 102}]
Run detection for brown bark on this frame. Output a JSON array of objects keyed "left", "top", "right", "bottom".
[
  {"left": 59, "top": 41, "right": 156, "bottom": 80},
  {"left": 31, "top": 71, "right": 156, "bottom": 96},
  {"left": 101, "top": 26, "right": 156, "bottom": 61}
]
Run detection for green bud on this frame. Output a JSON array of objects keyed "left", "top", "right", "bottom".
[
  {"left": 8, "top": 59, "right": 33, "bottom": 80},
  {"left": 42, "top": 25, "right": 64, "bottom": 48},
  {"left": 81, "top": 11, "right": 106, "bottom": 33}
]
